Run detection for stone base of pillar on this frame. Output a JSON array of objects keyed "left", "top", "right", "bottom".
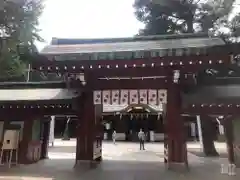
[
  {"left": 168, "top": 162, "right": 189, "bottom": 172},
  {"left": 75, "top": 160, "right": 91, "bottom": 164},
  {"left": 75, "top": 160, "right": 100, "bottom": 169},
  {"left": 75, "top": 160, "right": 92, "bottom": 168}
]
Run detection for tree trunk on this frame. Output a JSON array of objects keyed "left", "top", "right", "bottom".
[
  {"left": 186, "top": 14, "right": 194, "bottom": 33},
  {"left": 201, "top": 116, "right": 219, "bottom": 156}
]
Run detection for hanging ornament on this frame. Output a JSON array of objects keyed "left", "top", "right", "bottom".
[
  {"left": 148, "top": 89, "right": 157, "bottom": 105},
  {"left": 139, "top": 89, "right": 148, "bottom": 104},
  {"left": 93, "top": 91, "right": 102, "bottom": 104},
  {"left": 120, "top": 90, "right": 129, "bottom": 105},
  {"left": 111, "top": 90, "right": 120, "bottom": 105},
  {"left": 158, "top": 89, "right": 167, "bottom": 104},
  {"left": 120, "top": 114, "right": 122, "bottom": 120},
  {"left": 102, "top": 90, "right": 111, "bottom": 105},
  {"left": 157, "top": 113, "right": 161, "bottom": 120},
  {"left": 173, "top": 70, "right": 180, "bottom": 83},
  {"left": 130, "top": 90, "right": 138, "bottom": 104}
]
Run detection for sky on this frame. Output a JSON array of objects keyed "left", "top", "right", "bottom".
[
  {"left": 37, "top": 0, "right": 144, "bottom": 50},
  {"left": 37, "top": 0, "right": 240, "bottom": 51}
]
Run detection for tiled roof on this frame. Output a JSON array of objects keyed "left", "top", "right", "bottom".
[
  {"left": 51, "top": 33, "right": 213, "bottom": 45},
  {"left": 0, "top": 88, "right": 79, "bottom": 101},
  {"left": 41, "top": 37, "right": 225, "bottom": 55}
]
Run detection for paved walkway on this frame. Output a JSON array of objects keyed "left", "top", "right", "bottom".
[{"left": 0, "top": 140, "right": 239, "bottom": 180}]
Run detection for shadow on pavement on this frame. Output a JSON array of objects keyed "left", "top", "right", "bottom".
[
  {"left": 0, "top": 141, "right": 235, "bottom": 180},
  {"left": 0, "top": 158, "right": 233, "bottom": 180},
  {"left": 188, "top": 148, "right": 229, "bottom": 158}
]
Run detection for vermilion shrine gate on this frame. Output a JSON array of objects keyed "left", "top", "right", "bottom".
[{"left": 0, "top": 34, "right": 240, "bottom": 169}]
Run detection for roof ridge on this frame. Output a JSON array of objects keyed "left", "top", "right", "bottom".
[{"left": 51, "top": 33, "right": 211, "bottom": 45}]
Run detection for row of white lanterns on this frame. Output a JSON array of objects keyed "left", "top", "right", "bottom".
[
  {"left": 37, "top": 59, "right": 224, "bottom": 71},
  {"left": 191, "top": 104, "right": 240, "bottom": 108},
  {"left": 0, "top": 105, "right": 71, "bottom": 109}
]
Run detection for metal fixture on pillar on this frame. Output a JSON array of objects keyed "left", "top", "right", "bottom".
[
  {"left": 76, "top": 73, "right": 86, "bottom": 86},
  {"left": 173, "top": 70, "right": 180, "bottom": 84},
  {"left": 67, "top": 73, "right": 86, "bottom": 88}
]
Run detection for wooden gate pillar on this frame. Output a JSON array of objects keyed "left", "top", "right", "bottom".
[
  {"left": 75, "top": 91, "right": 103, "bottom": 166},
  {"left": 19, "top": 117, "right": 34, "bottom": 164},
  {"left": 75, "top": 92, "right": 95, "bottom": 164},
  {"left": 40, "top": 119, "right": 51, "bottom": 160},
  {"left": 231, "top": 117, "right": 240, "bottom": 167},
  {"left": 166, "top": 79, "right": 187, "bottom": 169},
  {"left": 224, "top": 118, "right": 235, "bottom": 164}
]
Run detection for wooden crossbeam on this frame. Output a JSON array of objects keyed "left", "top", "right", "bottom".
[
  {"left": 91, "top": 67, "right": 170, "bottom": 78},
  {"left": 90, "top": 78, "right": 168, "bottom": 90},
  {"left": 32, "top": 54, "right": 231, "bottom": 73}
]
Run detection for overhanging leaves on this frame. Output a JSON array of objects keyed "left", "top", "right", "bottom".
[{"left": 0, "top": 0, "right": 44, "bottom": 81}]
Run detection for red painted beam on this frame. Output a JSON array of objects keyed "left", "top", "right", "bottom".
[
  {"left": 32, "top": 54, "right": 231, "bottom": 73},
  {"left": 92, "top": 67, "right": 170, "bottom": 78},
  {"left": 90, "top": 78, "right": 168, "bottom": 90}
]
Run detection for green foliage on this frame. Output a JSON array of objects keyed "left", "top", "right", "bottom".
[
  {"left": 0, "top": 0, "right": 44, "bottom": 46},
  {"left": 0, "top": 48, "right": 26, "bottom": 81},
  {"left": 134, "top": 0, "right": 238, "bottom": 37},
  {"left": 0, "top": 0, "right": 44, "bottom": 81}
]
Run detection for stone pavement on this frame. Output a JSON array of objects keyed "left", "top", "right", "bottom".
[{"left": 0, "top": 139, "right": 239, "bottom": 180}]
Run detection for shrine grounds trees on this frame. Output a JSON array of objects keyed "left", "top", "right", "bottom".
[
  {"left": 133, "top": 0, "right": 239, "bottom": 37},
  {"left": 0, "top": 0, "right": 44, "bottom": 81},
  {"left": 134, "top": 0, "right": 240, "bottom": 156}
]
